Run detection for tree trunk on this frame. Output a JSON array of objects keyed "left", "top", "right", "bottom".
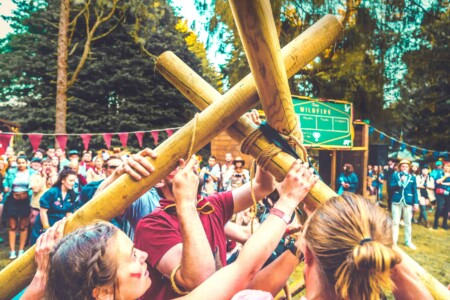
[{"left": 55, "top": 0, "right": 69, "bottom": 134}]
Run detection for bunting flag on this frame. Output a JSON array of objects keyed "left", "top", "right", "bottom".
[
  {"left": 390, "top": 139, "right": 395, "bottom": 148},
  {"left": 28, "top": 134, "right": 43, "bottom": 152},
  {"left": 151, "top": 131, "right": 159, "bottom": 145},
  {"left": 103, "top": 133, "right": 114, "bottom": 149},
  {"left": 411, "top": 147, "right": 417, "bottom": 155},
  {"left": 369, "top": 127, "right": 375, "bottom": 135},
  {"left": 118, "top": 132, "right": 129, "bottom": 148},
  {"left": 0, "top": 133, "right": 13, "bottom": 156},
  {"left": 55, "top": 134, "right": 68, "bottom": 152},
  {"left": 422, "top": 149, "right": 428, "bottom": 156},
  {"left": 166, "top": 129, "right": 173, "bottom": 137},
  {"left": 80, "top": 134, "right": 92, "bottom": 151},
  {"left": 433, "top": 151, "right": 439, "bottom": 160},
  {"left": 135, "top": 132, "right": 144, "bottom": 148},
  {"left": 400, "top": 143, "right": 406, "bottom": 151},
  {"left": 379, "top": 133, "right": 385, "bottom": 141}
]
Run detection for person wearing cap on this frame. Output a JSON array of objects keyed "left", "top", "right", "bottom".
[
  {"left": 68, "top": 150, "right": 80, "bottom": 162},
  {"left": 390, "top": 159, "right": 419, "bottom": 250},
  {"left": 29, "top": 157, "right": 42, "bottom": 172},
  {"left": 433, "top": 161, "right": 450, "bottom": 230}
]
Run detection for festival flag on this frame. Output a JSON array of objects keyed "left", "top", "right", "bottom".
[
  {"left": 400, "top": 143, "right": 406, "bottom": 151},
  {"left": 55, "top": 134, "right": 68, "bottom": 152},
  {"left": 0, "top": 133, "right": 13, "bottom": 155},
  {"left": 166, "top": 129, "right": 173, "bottom": 137},
  {"left": 103, "top": 133, "right": 114, "bottom": 149},
  {"left": 28, "top": 134, "right": 43, "bottom": 152},
  {"left": 369, "top": 127, "right": 374, "bottom": 135},
  {"left": 422, "top": 149, "right": 428, "bottom": 156},
  {"left": 411, "top": 147, "right": 417, "bottom": 155},
  {"left": 135, "top": 132, "right": 144, "bottom": 148},
  {"left": 151, "top": 131, "right": 159, "bottom": 145},
  {"left": 433, "top": 151, "right": 439, "bottom": 160},
  {"left": 390, "top": 139, "right": 396, "bottom": 148},
  {"left": 80, "top": 134, "right": 92, "bottom": 151},
  {"left": 379, "top": 133, "right": 385, "bottom": 141},
  {"left": 118, "top": 132, "right": 129, "bottom": 148}
]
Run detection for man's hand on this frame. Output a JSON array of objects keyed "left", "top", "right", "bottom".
[
  {"left": 116, "top": 148, "right": 157, "bottom": 180},
  {"left": 244, "top": 109, "right": 262, "bottom": 126},
  {"left": 173, "top": 157, "right": 199, "bottom": 209},
  {"left": 276, "top": 160, "right": 319, "bottom": 211}
]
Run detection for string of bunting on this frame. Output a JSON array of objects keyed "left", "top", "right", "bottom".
[
  {"left": 368, "top": 125, "right": 449, "bottom": 160},
  {"left": 0, "top": 127, "right": 181, "bottom": 155}
]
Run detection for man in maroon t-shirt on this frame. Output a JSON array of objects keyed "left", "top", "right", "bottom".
[{"left": 134, "top": 158, "right": 276, "bottom": 300}]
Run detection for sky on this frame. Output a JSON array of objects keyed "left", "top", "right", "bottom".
[{"left": 0, "top": 0, "right": 16, "bottom": 38}]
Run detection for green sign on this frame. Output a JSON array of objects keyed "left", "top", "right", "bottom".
[{"left": 293, "top": 96, "right": 353, "bottom": 148}]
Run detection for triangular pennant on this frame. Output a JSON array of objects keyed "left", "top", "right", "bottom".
[
  {"left": 369, "top": 127, "right": 374, "bottom": 135},
  {"left": 118, "top": 132, "right": 129, "bottom": 148},
  {"left": 411, "top": 147, "right": 417, "bottom": 155},
  {"left": 400, "top": 143, "right": 406, "bottom": 151},
  {"left": 0, "top": 133, "right": 13, "bottom": 156},
  {"left": 28, "top": 134, "right": 43, "bottom": 152},
  {"left": 151, "top": 131, "right": 159, "bottom": 145},
  {"left": 103, "top": 133, "right": 114, "bottom": 149},
  {"left": 80, "top": 134, "right": 92, "bottom": 151},
  {"left": 422, "top": 149, "right": 428, "bottom": 156},
  {"left": 379, "top": 133, "right": 385, "bottom": 141},
  {"left": 166, "top": 129, "right": 173, "bottom": 137},
  {"left": 135, "top": 132, "right": 144, "bottom": 148},
  {"left": 390, "top": 139, "right": 396, "bottom": 148},
  {"left": 55, "top": 134, "right": 68, "bottom": 152},
  {"left": 433, "top": 151, "right": 439, "bottom": 160}
]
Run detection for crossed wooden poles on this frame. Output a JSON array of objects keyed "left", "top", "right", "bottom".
[{"left": 0, "top": 1, "right": 448, "bottom": 298}]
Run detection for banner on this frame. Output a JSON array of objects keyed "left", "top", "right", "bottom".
[
  {"left": 55, "top": 135, "right": 68, "bottom": 152},
  {"left": 103, "top": 133, "right": 114, "bottom": 149},
  {"left": 28, "top": 134, "right": 43, "bottom": 152},
  {"left": 80, "top": 134, "right": 92, "bottom": 151},
  {"left": 118, "top": 132, "right": 129, "bottom": 148}
]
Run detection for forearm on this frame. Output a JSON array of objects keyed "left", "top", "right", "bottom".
[
  {"left": 247, "top": 250, "right": 299, "bottom": 295},
  {"left": 176, "top": 203, "right": 216, "bottom": 290},
  {"left": 39, "top": 209, "right": 50, "bottom": 229},
  {"left": 21, "top": 270, "right": 47, "bottom": 300}
]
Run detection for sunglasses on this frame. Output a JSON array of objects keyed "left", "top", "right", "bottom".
[{"left": 106, "top": 165, "right": 119, "bottom": 169}]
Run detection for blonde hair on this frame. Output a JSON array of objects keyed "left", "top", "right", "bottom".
[{"left": 304, "top": 193, "right": 401, "bottom": 300}]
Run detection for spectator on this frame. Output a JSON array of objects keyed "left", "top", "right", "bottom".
[
  {"left": 30, "top": 168, "right": 78, "bottom": 245},
  {"left": 2, "top": 155, "right": 35, "bottom": 259},
  {"left": 50, "top": 155, "right": 59, "bottom": 172},
  {"left": 33, "top": 148, "right": 45, "bottom": 160},
  {"left": 199, "top": 155, "right": 221, "bottom": 196},
  {"left": 86, "top": 155, "right": 106, "bottom": 183},
  {"left": 226, "top": 156, "right": 250, "bottom": 191},
  {"left": 433, "top": 161, "right": 450, "bottom": 230},
  {"left": 0, "top": 157, "right": 6, "bottom": 244},
  {"left": 45, "top": 147, "right": 56, "bottom": 159},
  {"left": 416, "top": 165, "right": 434, "bottom": 228},
  {"left": 79, "top": 150, "right": 93, "bottom": 177},
  {"left": 220, "top": 153, "right": 234, "bottom": 191},
  {"left": 55, "top": 147, "right": 70, "bottom": 171},
  {"left": 384, "top": 159, "right": 397, "bottom": 212},
  {"left": 337, "top": 163, "right": 358, "bottom": 194},
  {"left": 431, "top": 160, "right": 444, "bottom": 212},
  {"left": 29, "top": 158, "right": 50, "bottom": 231},
  {"left": 373, "top": 165, "right": 385, "bottom": 201},
  {"left": 390, "top": 160, "right": 419, "bottom": 250},
  {"left": 68, "top": 150, "right": 80, "bottom": 162},
  {"left": 67, "top": 161, "right": 87, "bottom": 195}
]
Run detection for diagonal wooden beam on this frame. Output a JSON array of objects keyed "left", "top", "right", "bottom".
[
  {"left": 229, "top": 0, "right": 298, "bottom": 137},
  {"left": 155, "top": 47, "right": 450, "bottom": 300}
]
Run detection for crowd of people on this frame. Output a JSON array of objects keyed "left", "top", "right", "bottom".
[{"left": 0, "top": 113, "right": 445, "bottom": 299}]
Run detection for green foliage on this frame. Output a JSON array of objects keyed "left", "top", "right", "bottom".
[{"left": 0, "top": 0, "right": 217, "bottom": 153}]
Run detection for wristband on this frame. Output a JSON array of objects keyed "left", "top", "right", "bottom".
[
  {"left": 170, "top": 264, "right": 189, "bottom": 295},
  {"left": 270, "top": 207, "right": 292, "bottom": 224}
]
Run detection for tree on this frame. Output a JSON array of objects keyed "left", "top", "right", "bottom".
[{"left": 0, "top": 0, "right": 218, "bottom": 152}]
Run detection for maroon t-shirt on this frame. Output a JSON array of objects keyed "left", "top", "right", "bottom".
[{"left": 134, "top": 191, "right": 234, "bottom": 300}]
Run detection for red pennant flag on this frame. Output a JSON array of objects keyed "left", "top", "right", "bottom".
[
  {"left": 103, "top": 133, "right": 114, "bottom": 149},
  {"left": 80, "top": 134, "right": 92, "bottom": 151},
  {"left": 165, "top": 129, "right": 173, "bottom": 137},
  {"left": 0, "top": 133, "right": 13, "bottom": 156},
  {"left": 118, "top": 132, "right": 129, "bottom": 148},
  {"left": 55, "top": 134, "right": 68, "bottom": 152},
  {"left": 135, "top": 132, "right": 144, "bottom": 148},
  {"left": 151, "top": 131, "right": 159, "bottom": 145},
  {"left": 28, "top": 134, "right": 43, "bottom": 152}
]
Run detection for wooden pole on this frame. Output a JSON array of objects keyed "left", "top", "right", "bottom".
[
  {"left": 156, "top": 51, "right": 450, "bottom": 300},
  {"left": 229, "top": 0, "right": 297, "bottom": 137}
]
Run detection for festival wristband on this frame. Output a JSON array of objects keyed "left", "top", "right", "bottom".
[{"left": 270, "top": 207, "right": 291, "bottom": 224}]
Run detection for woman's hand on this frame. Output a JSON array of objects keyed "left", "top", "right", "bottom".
[{"left": 35, "top": 218, "right": 67, "bottom": 273}]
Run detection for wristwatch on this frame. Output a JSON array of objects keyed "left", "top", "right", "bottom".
[{"left": 270, "top": 207, "right": 291, "bottom": 224}]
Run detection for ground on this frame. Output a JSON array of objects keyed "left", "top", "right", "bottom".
[{"left": 0, "top": 200, "right": 449, "bottom": 299}]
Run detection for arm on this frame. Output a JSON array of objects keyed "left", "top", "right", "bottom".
[
  {"left": 412, "top": 177, "right": 419, "bottom": 206},
  {"left": 390, "top": 173, "right": 401, "bottom": 190},
  {"left": 182, "top": 161, "right": 318, "bottom": 300},
  {"left": 30, "top": 174, "right": 44, "bottom": 193},
  {"left": 86, "top": 169, "right": 94, "bottom": 183},
  {"left": 391, "top": 246, "right": 433, "bottom": 300},
  {"left": 224, "top": 221, "right": 252, "bottom": 245},
  {"left": 157, "top": 158, "right": 216, "bottom": 291},
  {"left": 21, "top": 219, "right": 66, "bottom": 300},
  {"left": 232, "top": 166, "right": 276, "bottom": 214},
  {"left": 39, "top": 208, "right": 50, "bottom": 229}
]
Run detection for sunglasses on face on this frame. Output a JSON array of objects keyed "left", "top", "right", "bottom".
[{"left": 106, "top": 165, "right": 119, "bottom": 170}]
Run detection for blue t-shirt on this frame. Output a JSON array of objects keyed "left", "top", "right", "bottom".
[{"left": 40, "top": 186, "right": 77, "bottom": 215}]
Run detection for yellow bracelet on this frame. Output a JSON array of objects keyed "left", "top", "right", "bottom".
[
  {"left": 170, "top": 264, "right": 189, "bottom": 295},
  {"left": 43, "top": 225, "right": 50, "bottom": 230}
]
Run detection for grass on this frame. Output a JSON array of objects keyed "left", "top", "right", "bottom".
[{"left": 0, "top": 200, "right": 448, "bottom": 298}]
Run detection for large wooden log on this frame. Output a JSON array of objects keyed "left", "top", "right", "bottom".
[
  {"left": 156, "top": 52, "right": 450, "bottom": 300},
  {"left": 229, "top": 0, "right": 297, "bottom": 137}
]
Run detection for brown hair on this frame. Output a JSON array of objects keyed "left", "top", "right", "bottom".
[
  {"left": 303, "top": 193, "right": 401, "bottom": 300},
  {"left": 46, "top": 223, "right": 119, "bottom": 300},
  {"left": 343, "top": 163, "right": 354, "bottom": 174}
]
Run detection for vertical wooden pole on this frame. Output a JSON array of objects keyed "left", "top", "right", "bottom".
[
  {"left": 331, "top": 150, "right": 336, "bottom": 191},
  {"left": 362, "top": 123, "right": 369, "bottom": 197},
  {"left": 229, "top": 0, "right": 297, "bottom": 136}
]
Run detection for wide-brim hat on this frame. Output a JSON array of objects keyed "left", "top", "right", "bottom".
[
  {"left": 233, "top": 156, "right": 245, "bottom": 166},
  {"left": 398, "top": 159, "right": 411, "bottom": 168}
]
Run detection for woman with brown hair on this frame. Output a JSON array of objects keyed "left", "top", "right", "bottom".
[{"left": 337, "top": 163, "right": 358, "bottom": 194}]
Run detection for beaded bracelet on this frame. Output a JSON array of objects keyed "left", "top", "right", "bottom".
[{"left": 170, "top": 264, "right": 189, "bottom": 295}]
